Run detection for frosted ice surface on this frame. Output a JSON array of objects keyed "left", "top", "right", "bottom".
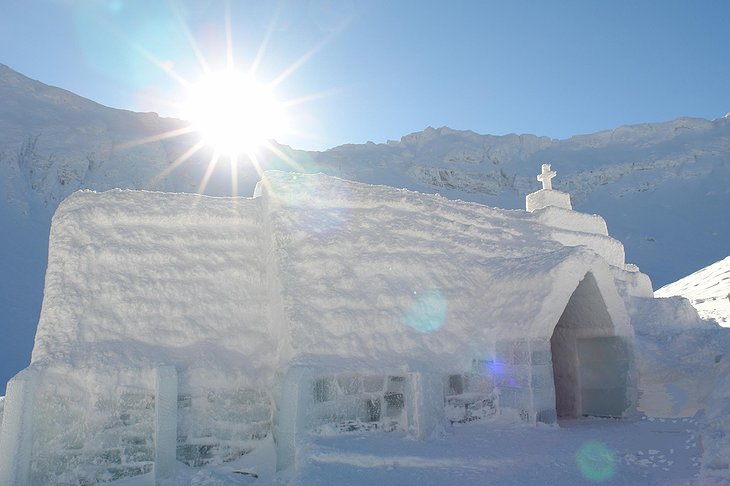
[
  {"left": 154, "top": 366, "right": 177, "bottom": 483},
  {"left": 0, "top": 369, "right": 37, "bottom": 486}
]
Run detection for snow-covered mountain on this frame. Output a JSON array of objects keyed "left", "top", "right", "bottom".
[
  {"left": 656, "top": 255, "right": 730, "bottom": 326},
  {"left": 312, "top": 120, "right": 730, "bottom": 290},
  {"left": 1, "top": 63, "right": 729, "bottom": 393}
]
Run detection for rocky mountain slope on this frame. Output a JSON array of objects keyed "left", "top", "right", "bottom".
[{"left": 1, "top": 63, "right": 729, "bottom": 392}]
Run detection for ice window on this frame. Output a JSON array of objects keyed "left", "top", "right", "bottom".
[
  {"left": 313, "top": 377, "right": 336, "bottom": 403},
  {"left": 365, "top": 397, "right": 381, "bottom": 422},
  {"left": 445, "top": 372, "right": 497, "bottom": 424},
  {"left": 448, "top": 374, "right": 465, "bottom": 395},
  {"left": 362, "top": 376, "right": 384, "bottom": 393},
  {"left": 337, "top": 375, "right": 362, "bottom": 396},
  {"left": 310, "top": 373, "right": 407, "bottom": 432}
]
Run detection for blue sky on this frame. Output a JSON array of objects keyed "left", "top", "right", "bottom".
[{"left": 1, "top": 0, "right": 728, "bottom": 150}]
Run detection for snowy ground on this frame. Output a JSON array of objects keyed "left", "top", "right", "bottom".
[{"left": 112, "top": 416, "right": 706, "bottom": 486}]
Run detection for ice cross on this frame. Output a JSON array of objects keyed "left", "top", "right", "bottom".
[{"left": 537, "top": 164, "right": 556, "bottom": 190}]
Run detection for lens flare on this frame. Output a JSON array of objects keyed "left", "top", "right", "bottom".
[
  {"left": 576, "top": 440, "right": 616, "bottom": 482},
  {"left": 402, "top": 289, "right": 447, "bottom": 333},
  {"left": 74, "top": 2, "right": 345, "bottom": 197},
  {"left": 270, "top": 173, "right": 350, "bottom": 235}
]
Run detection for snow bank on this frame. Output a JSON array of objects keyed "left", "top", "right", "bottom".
[
  {"left": 655, "top": 255, "right": 730, "bottom": 327},
  {"left": 624, "top": 292, "right": 730, "bottom": 481},
  {"left": 629, "top": 296, "right": 721, "bottom": 417}
]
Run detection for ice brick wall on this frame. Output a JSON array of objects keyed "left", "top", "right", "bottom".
[
  {"left": 176, "top": 385, "right": 272, "bottom": 467},
  {"left": 24, "top": 367, "right": 274, "bottom": 485},
  {"left": 444, "top": 370, "right": 497, "bottom": 424},
  {"left": 22, "top": 190, "right": 279, "bottom": 483},
  {"left": 0, "top": 369, "right": 37, "bottom": 486},
  {"left": 309, "top": 373, "right": 408, "bottom": 433},
  {"left": 488, "top": 339, "right": 556, "bottom": 424},
  {"left": 29, "top": 370, "right": 156, "bottom": 485}
]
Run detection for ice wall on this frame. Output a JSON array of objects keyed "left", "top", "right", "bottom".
[
  {"left": 28, "top": 363, "right": 156, "bottom": 485},
  {"left": 255, "top": 172, "right": 639, "bottom": 429},
  {"left": 22, "top": 190, "right": 279, "bottom": 483},
  {"left": 154, "top": 366, "right": 177, "bottom": 483},
  {"left": 259, "top": 172, "right": 633, "bottom": 373},
  {"left": 2, "top": 172, "right": 658, "bottom": 483},
  {"left": 175, "top": 366, "right": 272, "bottom": 468},
  {"left": 0, "top": 369, "right": 37, "bottom": 486}
]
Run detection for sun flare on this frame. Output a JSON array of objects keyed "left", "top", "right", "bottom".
[
  {"left": 122, "top": 3, "right": 341, "bottom": 197},
  {"left": 182, "top": 71, "right": 288, "bottom": 156}
]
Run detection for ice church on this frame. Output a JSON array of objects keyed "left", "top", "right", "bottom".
[{"left": 1, "top": 166, "right": 656, "bottom": 484}]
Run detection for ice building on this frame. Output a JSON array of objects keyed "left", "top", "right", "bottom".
[{"left": 1, "top": 167, "right": 655, "bottom": 484}]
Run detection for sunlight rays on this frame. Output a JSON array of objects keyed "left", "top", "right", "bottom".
[
  {"left": 264, "top": 141, "right": 307, "bottom": 173},
  {"left": 147, "top": 139, "right": 206, "bottom": 190},
  {"left": 249, "top": 3, "right": 282, "bottom": 78},
  {"left": 224, "top": 0, "right": 235, "bottom": 71},
  {"left": 104, "top": 0, "right": 349, "bottom": 198},
  {"left": 282, "top": 87, "right": 345, "bottom": 109},
  {"left": 168, "top": 1, "right": 210, "bottom": 75},
  {"left": 198, "top": 152, "right": 221, "bottom": 195},
  {"left": 115, "top": 126, "right": 196, "bottom": 151}
]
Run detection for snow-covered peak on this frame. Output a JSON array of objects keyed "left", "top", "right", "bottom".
[{"left": 655, "top": 255, "right": 730, "bottom": 326}]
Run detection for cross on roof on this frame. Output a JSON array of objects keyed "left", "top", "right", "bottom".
[{"left": 537, "top": 164, "right": 556, "bottom": 190}]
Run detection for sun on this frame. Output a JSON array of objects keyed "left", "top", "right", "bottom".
[
  {"left": 125, "top": 3, "right": 344, "bottom": 196},
  {"left": 182, "top": 70, "right": 288, "bottom": 156}
]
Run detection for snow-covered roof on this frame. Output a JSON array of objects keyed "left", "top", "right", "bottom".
[{"left": 31, "top": 171, "right": 634, "bottom": 376}]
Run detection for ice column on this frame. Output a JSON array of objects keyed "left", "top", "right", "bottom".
[
  {"left": 0, "top": 369, "right": 38, "bottom": 486},
  {"left": 154, "top": 365, "right": 178, "bottom": 484},
  {"left": 276, "top": 366, "right": 313, "bottom": 471},
  {"left": 405, "top": 372, "right": 445, "bottom": 439}
]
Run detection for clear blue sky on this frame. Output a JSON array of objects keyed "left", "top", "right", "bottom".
[{"left": 1, "top": 0, "right": 728, "bottom": 150}]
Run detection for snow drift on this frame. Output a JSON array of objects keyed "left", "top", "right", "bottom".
[{"left": 655, "top": 255, "right": 730, "bottom": 327}]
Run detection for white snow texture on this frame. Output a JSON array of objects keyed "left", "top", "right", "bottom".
[
  {"left": 656, "top": 255, "right": 730, "bottom": 326},
  {"left": 1, "top": 171, "right": 729, "bottom": 485}
]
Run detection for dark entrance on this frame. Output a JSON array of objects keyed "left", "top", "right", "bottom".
[{"left": 549, "top": 272, "right": 630, "bottom": 419}]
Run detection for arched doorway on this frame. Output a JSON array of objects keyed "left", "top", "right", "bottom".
[{"left": 550, "top": 272, "right": 631, "bottom": 419}]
